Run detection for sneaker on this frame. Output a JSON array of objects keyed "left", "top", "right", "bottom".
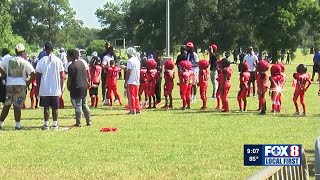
[
  {"left": 136, "top": 111, "right": 141, "bottom": 114},
  {"left": 86, "top": 122, "right": 92, "bottom": 126},
  {"left": 52, "top": 126, "right": 59, "bottom": 130},
  {"left": 15, "top": 126, "right": 21, "bottom": 130},
  {"left": 259, "top": 111, "right": 266, "bottom": 115},
  {"left": 75, "top": 124, "right": 82, "bottom": 127},
  {"left": 168, "top": 105, "right": 173, "bottom": 109},
  {"left": 200, "top": 107, "right": 207, "bottom": 110},
  {"left": 301, "top": 113, "right": 307, "bottom": 117},
  {"left": 180, "top": 107, "right": 186, "bottom": 110},
  {"left": 294, "top": 112, "right": 300, "bottom": 116},
  {"left": 186, "top": 106, "right": 191, "bottom": 109},
  {"left": 41, "top": 125, "right": 50, "bottom": 131},
  {"left": 127, "top": 111, "right": 136, "bottom": 115}
]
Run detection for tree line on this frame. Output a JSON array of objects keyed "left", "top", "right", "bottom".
[{"left": 96, "top": 0, "right": 320, "bottom": 62}]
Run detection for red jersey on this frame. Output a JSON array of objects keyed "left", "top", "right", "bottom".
[
  {"left": 179, "top": 70, "right": 194, "bottom": 85},
  {"left": 140, "top": 68, "right": 148, "bottom": 84},
  {"left": 269, "top": 74, "right": 284, "bottom": 89},
  {"left": 89, "top": 65, "right": 102, "bottom": 84},
  {"left": 199, "top": 69, "right": 209, "bottom": 84},
  {"left": 239, "top": 72, "right": 250, "bottom": 89},
  {"left": 221, "top": 67, "right": 232, "bottom": 86},
  {"left": 257, "top": 72, "right": 268, "bottom": 90},
  {"left": 106, "top": 66, "right": 121, "bottom": 85},
  {"left": 293, "top": 73, "right": 311, "bottom": 92},
  {"left": 164, "top": 70, "right": 174, "bottom": 85}
]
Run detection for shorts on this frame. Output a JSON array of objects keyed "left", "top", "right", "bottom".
[
  {"left": 89, "top": 84, "right": 99, "bottom": 96},
  {"left": 5, "top": 85, "right": 27, "bottom": 107},
  {"left": 192, "top": 68, "right": 199, "bottom": 85},
  {"left": 30, "top": 86, "right": 38, "bottom": 98},
  {"left": 40, "top": 96, "right": 60, "bottom": 109},
  {"left": 249, "top": 71, "right": 256, "bottom": 82},
  {"left": 313, "top": 64, "right": 320, "bottom": 73}
]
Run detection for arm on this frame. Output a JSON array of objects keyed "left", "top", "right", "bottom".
[
  {"left": 60, "top": 71, "right": 64, "bottom": 93},
  {"left": 305, "top": 79, "right": 312, "bottom": 92},
  {"left": 36, "top": 73, "right": 42, "bottom": 96}
]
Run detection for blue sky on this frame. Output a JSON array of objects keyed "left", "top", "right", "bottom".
[{"left": 70, "top": 0, "right": 114, "bottom": 29}]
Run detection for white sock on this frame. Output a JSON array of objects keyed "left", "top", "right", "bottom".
[
  {"left": 44, "top": 121, "right": 49, "bottom": 126},
  {"left": 0, "top": 121, "right": 3, "bottom": 127},
  {"left": 16, "top": 122, "right": 21, "bottom": 128},
  {"left": 52, "top": 121, "right": 58, "bottom": 127}
]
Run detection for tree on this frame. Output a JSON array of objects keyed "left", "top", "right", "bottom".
[
  {"left": 0, "top": 0, "right": 14, "bottom": 48},
  {"left": 10, "top": 0, "right": 75, "bottom": 46},
  {"left": 87, "top": 40, "right": 107, "bottom": 55}
]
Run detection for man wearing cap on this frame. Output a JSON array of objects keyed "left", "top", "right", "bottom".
[
  {"left": 244, "top": 46, "right": 258, "bottom": 97},
  {"left": 125, "top": 47, "right": 141, "bottom": 114},
  {"left": 0, "top": 44, "right": 36, "bottom": 130},
  {"left": 36, "top": 43, "right": 65, "bottom": 130},
  {"left": 209, "top": 44, "right": 218, "bottom": 98},
  {"left": 176, "top": 46, "right": 187, "bottom": 71},
  {"left": 186, "top": 42, "right": 199, "bottom": 102}
]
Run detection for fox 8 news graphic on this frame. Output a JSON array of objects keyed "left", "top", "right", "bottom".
[{"left": 244, "top": 144, "right": 302, "bottom": 166}]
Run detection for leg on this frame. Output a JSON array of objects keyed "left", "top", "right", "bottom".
[
  {"left": 155, "top": 79, "right": 161, "bottom": 104},
  {"left": 101, "top": 73, "right": 106, "bottom": 101},
  {"left": 152, "top": 95, "right": 156, "bottom": 108},
  {"left": 113, "top": 85, "right": 122, "bottom": 105},
  {"left": 52, "top": 108, "right": 58, "bottom": 127},
  {"left": 13, "top": 105, "right": 21, "bottom": 128},
  {"left": 293, "top": 92, "right": 299, "bottom": 113},
  {"left": 169, "top": 95, "right": 173, "bottom": 108},
  {"left": 133, "top": 85, "right": 140, "bottom": 113},
  {"left": 180, "top": 85, "right": 187, "bottom": 109},
  {"left": 186, "top": 85, "right": 192, "bottom": 108},
  {"left": 81, "top": 97, "right": 91, "bottom": 124},
  {"left": 35, "top": 98, "right": 39, "bottom": 108},
  {"left": 71, "top": 98, "right": 82, "bottom": 125},
  {"left": 300, "top": 93, "right": 306, "bottom": 113},
  {"left": 210, "top": 70, "right": 217, "bottom": 97},
  {"left": 0, "top": 105, "right": 11, "bottom": 126},
  {"left": 44, "top": 107, "right": 50, "bottom": 126}
]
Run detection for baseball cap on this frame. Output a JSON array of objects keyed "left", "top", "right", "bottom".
[
  {"left": 60, "top": 48, "right": 65, "bottom": 52},
  {"left": 126, "top": 47, "right": 137, "bottom": 57},
  {"left": 15, "top": 44, "right": 25, "bottom": 52},
  {"left": 186, "top": 42, "right": 194, "bottom": 48}
]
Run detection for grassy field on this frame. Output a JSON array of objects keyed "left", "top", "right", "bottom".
[{"left": 0, "top": 51, "right": 319, "bottom": 180}]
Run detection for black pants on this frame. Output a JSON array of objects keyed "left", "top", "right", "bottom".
[
  {"left": 155, "top": 79, "right": 162, "bottom": 103},
  {"left": 0, "top": 77, "right": 5, "bottom": 103}
]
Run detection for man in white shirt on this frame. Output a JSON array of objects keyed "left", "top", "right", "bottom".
[
  {"left": 59, "top": 48, "right": 68, "bottom": 67},
  {"left": 186, "top": 42, "right": 199, "bottom": 103},
  {"left": 125, "top": 47, "right": 141, "bottom": 115},
  {"left": 36, "top": 43, "right": 64, "bottom": 130},
  {"left": 0, "top": 44, "right": 36, "bottom": 130},
  {"left": 244, "top": 46, "right": 258, "bottom": 97},
  {"left": 102, "top": 47, "right": 115, "bottom": 105}
]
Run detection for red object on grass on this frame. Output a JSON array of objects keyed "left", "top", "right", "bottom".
[{"left": 100, "top": 128, "right": 117, "bottom": 132}]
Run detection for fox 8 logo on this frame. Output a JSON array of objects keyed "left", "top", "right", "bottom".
[{"left": 265, "top": 145, "right": 300, "bottom": 157}]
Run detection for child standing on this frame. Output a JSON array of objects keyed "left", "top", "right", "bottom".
[
  {"left": 293, "top": 64, "right": 311, "bottom": 116},
  {"left": 139, "top": 67, "right": 148, "bottom": 107},
  {"left": 89, "top": 57, "right": 102, "bottom": 108},
  {"left": 29, "top": 78, "right": 39, "bottom": 108},
  {"left": 146, "top": 59, "right": 159, "bottom": 109},
  {"left": 237, "top": 62, "right": 250, "bottom": 112},
  {"left": 198, "top": 60, "right": 210, "bottom": 110},
  {"left": 162, "top": 60, "right": 175, "bottom": 109},
  {"left": 269, "top": 64, "right": 284, "bottom": 113},
  {"left": 178, "top": 60, "right": 193, "bottom": 110},
  {"left": 256, "top": 60, "right": 269, "bottom": 115},
  {"left": 219, "top": 58, "right": 232, "bottom": 112},
  {"left": 216, "top": 60, "right": 223, "bottom": 110},
  {"left": 106, "top": 60, "right": 122, "bottom": 106}
]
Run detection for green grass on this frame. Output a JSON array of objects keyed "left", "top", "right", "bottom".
[{"left": 0, "top": 51, "right": 318, "bottom": 180}]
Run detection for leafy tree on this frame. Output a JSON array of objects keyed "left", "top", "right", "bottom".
[
  {"left": 87, "top": 40, "right": 107, "bottom": 55},
  {"left": 0, "top": 0, "right": 14, "bottom": 48}
]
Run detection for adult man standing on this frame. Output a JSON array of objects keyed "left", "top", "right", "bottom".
[
  {"left": 36, "top": 43, "right": 64, "bottom": 130},
  {"left": 59, "top": 48, "right": 68, "bottom": 68},
  {"left": 312, "top": 48, "right": 320, "bottom": 81},
  {"left": 176, "top": 46, "right": 186, "bottom": 70},
  {"left": 209, "top": 44, "right": 218, "bottom": 98},
  {"left": 186, "top": 42, "right": 199, "bottom": 103},
  {"left": 244, "top": 46, "right": 258, "bottom": 97},
  {"left": 67, "top": 49, "right": 91, "bottom": 127},
  {"left": 99, "top": 42, "right": 111, "bottom": 103},
  {"left": 125, "top": 47, "right": 141, "bottom": 115},
  {"left": 0, "top": 44, "right": 36, "bottom": 130}
]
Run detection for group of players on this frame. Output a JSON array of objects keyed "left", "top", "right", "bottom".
[{"left": 84, "top": 43, "right": 312, "bottom": 116}]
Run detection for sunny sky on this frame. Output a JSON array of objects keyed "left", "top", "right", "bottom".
[{"left": 70, "top": 0, "right": 114, "bottom": 29}]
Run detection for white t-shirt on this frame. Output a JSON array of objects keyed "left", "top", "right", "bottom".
[
  {"left": 36, "top": 54, "right": 64, "bottom": 96},
  {"left": 59, "top": 52, "right": 68, "bottom": 66},
  {"left": 65, "top": 59, "right": 89, "bottom": 73},
  {"left": 187, "top": 52, "right": 199, "bottom": 72},
  {"left": 0, "top": 56, "right": 35, "bottom": 86},
  {"left": 127, "top": 56, "right": 140, "bottom": 85},
  {"left": 244, "top": 54, "right": 258, "bottom": 72},
  {"left": 102, "top": 54, "right": 114, "bottom": 67}
]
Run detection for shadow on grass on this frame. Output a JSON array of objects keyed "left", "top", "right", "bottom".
[{"left": 305, "top": 149, "right": 315, "bottom": 177}]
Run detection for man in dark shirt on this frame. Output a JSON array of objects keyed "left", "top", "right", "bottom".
[
  {"left": 209, "top": 44, "right": 218, "bottom": 98},
  {"left": 67, "top": 49, "right": 91, "bottom": 127},
  {"left": 176, "top": 46, "right": 187, "bottom": 70},
  {"left": 154, "top": 50, "right": 162, "bottom": 104}
]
